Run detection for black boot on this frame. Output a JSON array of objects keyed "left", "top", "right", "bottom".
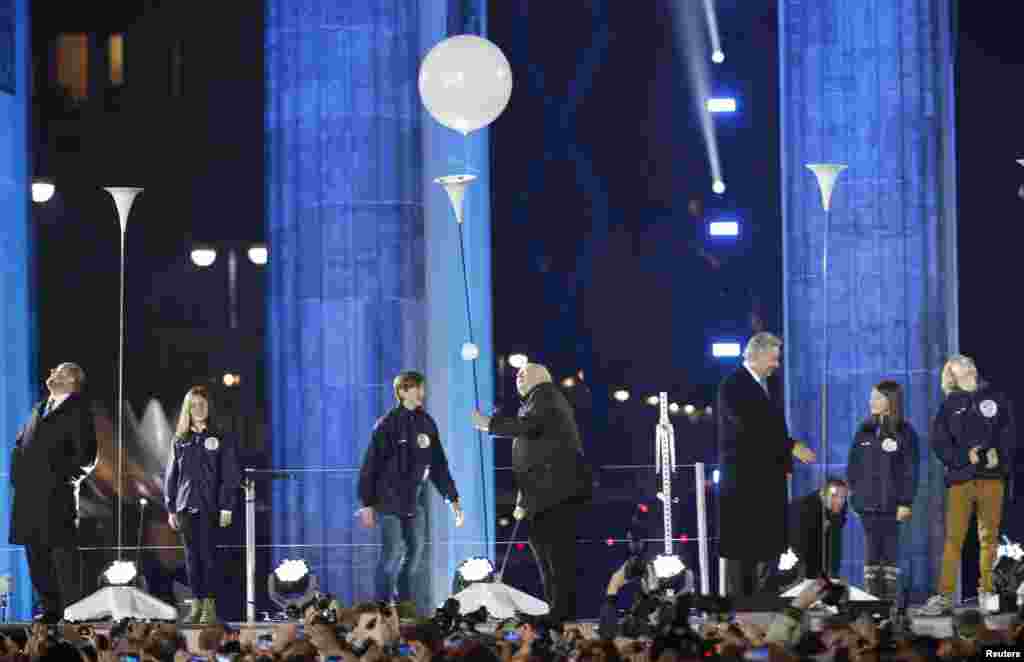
[
  {"left": 863, "top": 565, "right": 881, "bottom": 598},
  {"left": 882, "top": 565, "right": 901, "bottom": 603}
]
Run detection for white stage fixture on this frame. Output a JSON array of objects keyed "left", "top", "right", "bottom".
[
  {"left": 65, "top": 586, "right": 178, "bottom": 622},
  {"left": 452, "top": 581, "right": 549, "bottom": 620},
  {"left": 64, "top": 187, "right": 177, "bottom": 622},
  {"left": 781, "top": 578, "right": 877, "bottom": 602}
]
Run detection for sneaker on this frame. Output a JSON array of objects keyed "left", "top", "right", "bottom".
[
  {"left": 910, "top": 593, "right": 952, "bottom": 617},
  {"left": 978, "top": 591, "right": 1000, "bottom": 614}
]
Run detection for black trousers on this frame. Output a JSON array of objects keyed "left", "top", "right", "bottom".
[
  {"left": 179, "top": 511, "right": 220, "bottom": 599},
  {"left": 725, "top": 558, "right": 773, "bottom": 597},
  {"left": 529, "top": 501, "right": 579, "bottom": 624},
  {"left": 861, "top": 511, "right": 900, "bottom": 566},
  {"left": 25, "top": 542, "right": 80, "bottom": 615}
]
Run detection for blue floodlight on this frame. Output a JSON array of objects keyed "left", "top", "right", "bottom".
[
  {"left": 712, "top": 342, "right": 741, "bottom": 358},
  {"left": 708, "top": 220, "right": 739, "bottom": 237},
  {"left": 706, "top": 97, "right": 737, "bottom": 113}
]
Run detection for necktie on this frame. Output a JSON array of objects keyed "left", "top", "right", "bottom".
[
  {"left": 759, "top": 378, "right": 769, "bottom": 397},
  {"left": 43, "top": 398, "right": 53, "bottom": 417}
]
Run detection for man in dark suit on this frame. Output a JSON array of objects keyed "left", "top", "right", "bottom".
[
  {"left": 472, "top": 363, "right": 591, "bottom": 626},
  {"left": 717, "top": 333, "right": 815, "bottom": 597},
  {"left": 10, "top": 363, "right": 97, "bottom": 622}
]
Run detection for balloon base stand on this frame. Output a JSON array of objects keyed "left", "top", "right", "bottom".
[
  {"left": 780, "top": 578, "right": 877, "bottom": 601},
  {"left": 64, "top": 586, "right": 178, "bottom": 622},
  {"left": 453, "top": 582, "right": 549, "bottom": 620}
]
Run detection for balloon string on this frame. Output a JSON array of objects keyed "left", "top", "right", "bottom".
[{"left": 454, "top": 176, "right": 491, "bottom": 555}]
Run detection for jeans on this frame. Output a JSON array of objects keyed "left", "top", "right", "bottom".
[
  {"left": 939, "top": 479, "right": 1005, "bottom": 594},
  {"left": 376, "top": 508, "right": 426, "bottom": 604}
]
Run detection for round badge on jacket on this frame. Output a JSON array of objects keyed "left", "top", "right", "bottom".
[
  {"left": 881, "top": 438, "right": 898, "bottom": 453},
  {"left": 980, "top": 399, "right": 998, "bottom": 418},
  {"left": 205, "top": 437, "right": 220, "bottom": 451},
  {"left": 417, "top": 433, "right": 431, "bottom": 449}
]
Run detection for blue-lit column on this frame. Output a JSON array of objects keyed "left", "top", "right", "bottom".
[
  {"left": 780, "top": 0, "right": 958, "bottom": 599},
  {"left": 0, "top": 0, "right": 34, "bottom": 620},
  {"left": 420, "top": 0, "right": 495, "bottom": 611},
  {"left": 266, "top": 0, "right": 494, "bottom": 610},
  {"left": 265, "top": 2, "right": 426, "bottom": 604}
]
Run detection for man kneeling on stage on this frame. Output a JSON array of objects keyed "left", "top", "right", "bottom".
[
  {"left": 788, "top": 479, "right": 849, "bottom": 582},
  {"left": 358, "top": 371, "right": 464, "bottom": 614}
]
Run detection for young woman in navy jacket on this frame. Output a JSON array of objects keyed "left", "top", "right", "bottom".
[{"left": 846, "top": 380, "right": 919, "bottom": 601}]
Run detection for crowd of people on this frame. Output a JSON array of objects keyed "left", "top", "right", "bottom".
[{"left": 3, "top": 579, "right": 1024, "bottom": 662}]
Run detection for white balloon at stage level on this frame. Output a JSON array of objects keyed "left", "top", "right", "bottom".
[{"left": 419, "top": 35, "right": 512, "bottom": 135}]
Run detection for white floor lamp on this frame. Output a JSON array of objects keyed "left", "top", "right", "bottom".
[
  {"left": 780, "top": 165, "right": 874, "bottom": 602},
  {"left": 64, "top": 187, "right": 177, "bottom": 622}
]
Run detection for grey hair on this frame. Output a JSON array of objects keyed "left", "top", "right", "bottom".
[{"left": 743, "top": 332, "right": 783, "bottom": 361}]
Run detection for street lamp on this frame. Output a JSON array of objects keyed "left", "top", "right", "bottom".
[
  {"left": 31, "top": 179, "right": 55, "bottom": 203},
  {"left": 247, "top": 244, "right": 268, "bottom": 266},
  {"left": 190, "top": 246, "right": 217, "bottom": 267}
]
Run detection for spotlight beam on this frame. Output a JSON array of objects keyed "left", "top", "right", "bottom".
[
  {"left": 702, "top": 0, "right": 724, "bottom": 63},
  {"left": 669, "top": 1, "right": 725, "bottom": 194}
]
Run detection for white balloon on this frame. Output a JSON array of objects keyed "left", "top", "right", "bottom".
[
  {"left": 461, "top": 342, "right": 480, "bottom": 361},
  {"left": 419, "top": 35, "right": 513, "bottom": 135}
]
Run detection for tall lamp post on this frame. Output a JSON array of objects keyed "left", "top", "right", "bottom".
[
  {"left": 805, "top": 163, "right": 847, "bottom": 577},
  {"left": 64, "top": 187, "right": 178, "bottom": 622}
]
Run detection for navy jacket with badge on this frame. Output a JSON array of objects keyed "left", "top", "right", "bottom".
[
  {"left": 164, "top": 428, "right": 242, "bottom": 514},
  {"left": 930, "top": 384, "right": 1015, "bottom": 490},
  {"left": 846, "top": 417, "right": 919, "bottom": 514},
  {"left": 358, "top": 406, "right": 459, "bottom": 517}
]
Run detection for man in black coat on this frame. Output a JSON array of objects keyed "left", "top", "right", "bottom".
[
  {"left": 473, "top": 363, "right": 591, "bottom": 626},
  {"left": 788, "top": 479, "right": 849, "bottom": 580},
  {"left": 10, "top": 363, "right": 98, "bottom": 623},
  {"left": 717, "top": 333, "right": 815, "bottom": 597}
]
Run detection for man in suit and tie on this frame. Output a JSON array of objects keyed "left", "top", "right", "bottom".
[
  {"left": 717, "top": 333, "right": 816, "bottom": 597},
  {"left": 10, "top": 363, "right": 97, "bottom": 622}
]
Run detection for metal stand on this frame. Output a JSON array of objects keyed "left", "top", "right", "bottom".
[
  {"left": 245, "top": 477, "right": 256, "bottom": 623},
  {"left": 243, "top": 468, "right": 294, "bottom": 623},
  {"left": 655, "top": 393, "right": 676, "bottom": 556},
  {"left": 695, "top": 462, "right": 710, "bottom": 594},
  {"left": 65, "top": 188, "right": 176, "bottom": 621}
]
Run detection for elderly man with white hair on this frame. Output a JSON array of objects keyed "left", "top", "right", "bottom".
[
  {"left": 472, "top": 362, "right": 591, "bottom": 627},
  {"left": 717, "top": 333, "right": 816, "bottom": 598}
]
